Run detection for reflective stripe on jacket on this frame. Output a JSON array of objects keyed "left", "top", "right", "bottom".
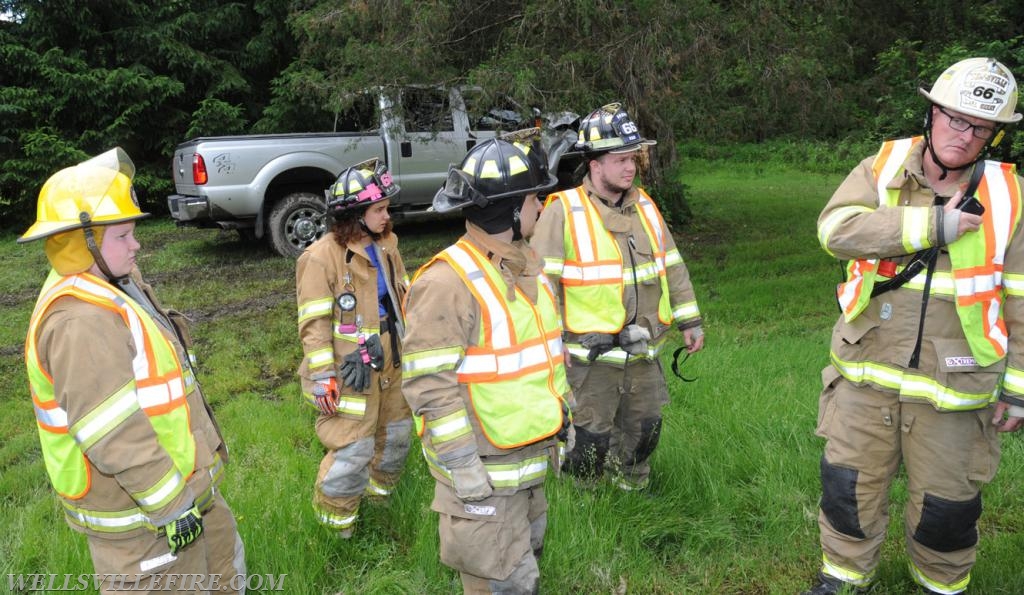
[
  {"left": 25, "top": 270, "right": 197, "bottom": 532},
  {"left": 827, "top": 137, "right": 1022, "bottom": 367},
  {"left": 406, "top": 239, "right": 568, "bottom": 449},
  {"left": 545, "top": 186, "right": 682, "bottom": 335},
  {"left": 296, "top": 233, "right": 408, "bottom": 407}
]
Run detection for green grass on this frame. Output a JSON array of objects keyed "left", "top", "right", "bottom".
[{"left": 2, "top": 158, "right": 1022, "bottom": 594}]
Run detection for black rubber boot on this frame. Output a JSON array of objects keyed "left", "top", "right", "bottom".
[
  {"left": 801, "top": 572, "right": 869, "bottom": 595},
  {"left": 562, "top": 426, "right": 610, "bottom": 480}
]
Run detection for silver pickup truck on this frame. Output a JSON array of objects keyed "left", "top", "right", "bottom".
[{"left": 168, "top": 86, "right": 578, "bottom": 257}]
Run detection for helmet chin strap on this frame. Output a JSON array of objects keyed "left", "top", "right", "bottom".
[
  {"left": 358, "top": 217, "right": 383, "bottom": 241},
  {"left": 511, "top": 199, "right": 525, "bottom": 241},
  {"left": 80, "top": 213, "right": 123, "bottom": 282}
]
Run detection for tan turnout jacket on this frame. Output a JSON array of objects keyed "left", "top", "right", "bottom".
[
  {"left": 31, "top": 268, "right": 226, "bottom": 537},
  {"left": 402, "top": 224, "right": 560, "bottom": 493},
  {"left": 530, "top": 177, "right": 702, "bottom": 356},
  {"left": 819, "top": 142, "right": 1024, "bottom": 409},
  {"left": 296, "top": 232, "right": 408, "bottom": 394}
]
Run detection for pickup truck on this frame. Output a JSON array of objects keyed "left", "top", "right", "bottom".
[{"left": 168, "top": 86, "right": 579, "bottom": 257}]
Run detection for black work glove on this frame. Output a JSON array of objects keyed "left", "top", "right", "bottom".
[
  {"left": 340, "top": 334, "right": 385, "bottom": 391},
  {"left": 341, "top": 351, "right": 370, "bottom": 392},
  {"left": 165, "top": 504, "right": 204, "bottom": 554},
  {"left": 364, "top": 334, "right": 385, "bottom": 370},
  {"left": 579, "top": 332, "right": 615, "bottom": 362}
]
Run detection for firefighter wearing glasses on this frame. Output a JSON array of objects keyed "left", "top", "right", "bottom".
[
  {"left": 806, "top": 58, "right": 1024, "bottom": 594},
  {"left": 296, "top": 158, "right": 412, "bottom": 538},
  {"left": 401, "top": 130, "right": 573, "bottom": 594},
  {"left": 20, "top": 148, "right": 245, "bottom": 593},
  {"left": 531, "top": 103, "right": 705, "bottom": 491}
]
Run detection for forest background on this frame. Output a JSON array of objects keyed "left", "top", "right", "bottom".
[{"left": 3, "top": 0, "right": 1024, "bottom": 226}]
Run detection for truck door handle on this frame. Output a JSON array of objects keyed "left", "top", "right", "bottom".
[{"left": 401, "top": 141, "right": 412, "bottom": 158}]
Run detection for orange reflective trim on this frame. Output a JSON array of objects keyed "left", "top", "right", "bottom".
[
  {"left": 456, "top": 241, "right": 507, "bottom": 341},
  {"left": 457, "top": 361, "right": 551, "bottom": 383},
  {"left": 32, "top": 393, "right": 68, "bottom": 433},
  {"left": 66, "top": 454, "right": 92, "bottom": 500},
  {"left": 444, "top": 243, "right": 495, "bottom": 347},
  {"left": 559, "top": 258, "right": 626, "bottom": 286},
  {"left": 839, "top": 259, "right": 878, "bottom": 316},
  {"left": 998, "top": 162, "right": 1021, "bottom": 226},
  {"left": 871, "top": 141, "right": 897, "bottom": 181}
]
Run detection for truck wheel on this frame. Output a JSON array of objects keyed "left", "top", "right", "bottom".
[{"left": 268, "top": 192, "right": 326, "bottom": 258}]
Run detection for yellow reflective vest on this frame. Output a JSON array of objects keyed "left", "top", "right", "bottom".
[
  {"left": 25, "top": 271, "right": 197, "bottom": 532},
  {"left": 545, "top": 186, "right": 675, "bottom": 333},
  {"left": 832, "top": 138, "right": 1022, "bottom": 367},
  {"left": 409, "top": 239, "right": 569, "bottom": 449}
]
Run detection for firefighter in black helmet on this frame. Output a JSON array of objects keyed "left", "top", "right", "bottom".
[
  {"left": 402, "top": 129, "right": 573, "bottom": 594},
  {"left": 532, "top": 102, "right": 706, "bottom": 491}
]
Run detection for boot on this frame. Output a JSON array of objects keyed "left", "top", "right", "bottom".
[{"left": 801, "top": 572, "right": 869, "bottom": 595}]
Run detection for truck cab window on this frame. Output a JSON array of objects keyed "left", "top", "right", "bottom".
[
  {"left": 462, "top": 90, "right": 526, "bottom": 132},
  {"left": 403, "top": 88, "right": 453, "bottom": 133},
  {"left": 335, "top": 94, "right": 378, "bottom": 132}
]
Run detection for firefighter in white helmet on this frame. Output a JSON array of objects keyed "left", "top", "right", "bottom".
[
  {"left": 531, "top": 103, "right": 705, "bottom": 491},
  {"left": 807, "top": 57, "right": 1024, "bottom": 594},
  {"left": 295, "top": 158, "right": 412, "bottom": 538},
  {"left": 402, "top": 129, "right": 573, "bottom": 594},
  {"left": 19, "top": 148, "right": 245, "bottom": 593}
]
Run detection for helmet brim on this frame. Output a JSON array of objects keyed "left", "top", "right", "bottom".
[
  {"left": 18, "top": 212, "right": 150, "bottom": 244},
  {"left": 576, "top": 138, "right": 658, "bottom": 155},
  {"left": 432, "top": 172, "right": 558, "bottom": 213},
  {"left": 919, "top": 87, "right": 1023, "bottom": 124},
  {"left": 608, "top": 138, "right": 658, "bottom": 154}
]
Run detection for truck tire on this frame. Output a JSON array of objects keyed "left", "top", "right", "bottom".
[{"left": 268, "top": 192, "right": 326, "bottom": 258}]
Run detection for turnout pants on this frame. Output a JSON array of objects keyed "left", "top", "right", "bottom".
[
  {"left": 815, "top": 373, "right": 1000, "bottom": 593},
  {"left": 432, "top": 482, "right": 548, "bottom": 594},
  {"left": 564, "top": 359, "right": 669, "bottom": 489},
  {"left": 88, "top": 493, "right": 246, "bottom": 594},
  {"left": 313, "top": 334, "right": 412, "bottom": 532}
]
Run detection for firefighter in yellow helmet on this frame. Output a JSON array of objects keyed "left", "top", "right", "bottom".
[
  {"left": 806, "top": 57, "right": 1024, "bottom": 594},
  {"left": 402, "top": 129, "right": 573, "bottom": 594},
  {"left": 19, "top": 148, "right": 245, "bottom": 593},
  {"left": 295, "top": 158, "right": 412, "bottom": 538},
  {"left": 531, "top": 103, "right": 705, "bottom": 491}
]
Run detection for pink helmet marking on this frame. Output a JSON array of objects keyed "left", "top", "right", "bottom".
[{"left": 357, "top": 183, "right": 383, "bottom": 202}]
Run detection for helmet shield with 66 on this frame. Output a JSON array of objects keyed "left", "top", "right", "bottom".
[
  {"left": 575, "top": 102, "right": 657, "bottom": 154},
  {"left": 919, "top": 57, "right": 1022, "bottom": 124}
]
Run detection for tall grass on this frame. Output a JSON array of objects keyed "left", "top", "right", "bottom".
[{"left": 1, "top": 155, "right": 1022, "bottom": 594}]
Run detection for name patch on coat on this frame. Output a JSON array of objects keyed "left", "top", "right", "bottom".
[
  {"left": 140, "top": 552, "right": 177, "bottom": 572},
  {"left": 945, "top": 356, "right": 978, "bottom": 368},
  {"left": 464, "top": 504, "right": 496, "bottom": 516}
]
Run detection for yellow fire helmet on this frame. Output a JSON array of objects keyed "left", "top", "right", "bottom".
[
  {"left": 18, "top": 147, "right": 149, "bottom": 243},
  {"left": 919, "top": 57, "right": 1022, "bottom": 124}
]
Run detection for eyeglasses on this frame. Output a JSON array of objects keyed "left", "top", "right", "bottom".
[{"left": 937, "top": 105, "right": 997, "bottom": 140}]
